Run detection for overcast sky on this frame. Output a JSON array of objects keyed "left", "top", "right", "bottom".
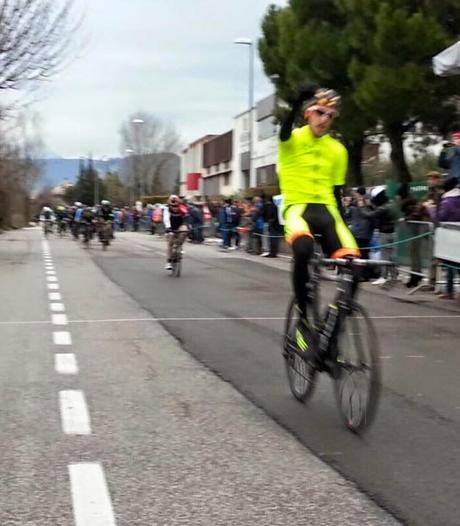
[{"left": 32, "top": 0, "right": 287, "bottom": 159}]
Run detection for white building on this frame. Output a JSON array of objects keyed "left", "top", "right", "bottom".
[
  {"left": 201, "top": 130, "right": 234, "bottom": 197},
  {"left": 232, "top": 94, "right": 278, "bottom": 194},
  {"left": 253, "top": 94, "right": 278, "bottom": 188},
  {"left": 232, "top": 109, "right": 251, "bottom": 191},
  {"left": 181, "top": 93, "right": 279, "bottom": 198},
  {"left": 180, "top": 134, "right": 216, "bottom": 199}
]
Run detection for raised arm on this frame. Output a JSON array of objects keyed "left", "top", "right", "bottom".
[{"left": 279, "top": 83, "right": 318, "bottom": 142}]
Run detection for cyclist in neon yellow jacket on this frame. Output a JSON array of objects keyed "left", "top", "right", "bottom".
[{"left": 278, "top": 85, "right": 360, "bottom": 347}]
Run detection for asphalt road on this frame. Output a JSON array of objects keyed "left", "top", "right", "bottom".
[
  {"left": 90, "top": 231, "right": 460, "bottom": 526},
  {"left": 0, "top": 227, "right": 399, "bottom": 525}
]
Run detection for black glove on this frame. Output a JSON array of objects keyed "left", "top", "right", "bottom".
[{"left": 296, "top": 82, "right": 319, "bottom": 103}]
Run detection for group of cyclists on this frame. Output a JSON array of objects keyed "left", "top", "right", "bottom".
[
  {"left": 38, "top": 194, "right": 190, "bottom": 264},
  {"left": 39, "top": 200, "right": 115, "bottom": 246}
]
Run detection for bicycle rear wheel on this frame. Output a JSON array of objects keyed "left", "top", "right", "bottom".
[
  {"left": 283, "top": 297, "right": 317, "bottom": 402},
  {"left": 334, "top": 302, "right": 381, "bottom": 433},
  {"left": 172, "top": 257, "right": 181, "bottom": 277}
]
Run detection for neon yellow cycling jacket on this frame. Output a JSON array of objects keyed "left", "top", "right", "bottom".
[{"left": 278, "top": 125, "right": 348, "bottom": 207}]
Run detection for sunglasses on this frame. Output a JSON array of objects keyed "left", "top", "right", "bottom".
[{"left": 314, "top": 108, "right": 336, "bottom": 119}]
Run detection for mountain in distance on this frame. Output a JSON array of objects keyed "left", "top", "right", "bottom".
[{"left": 36, "top": 157, "right": 124, "bottom": 189}]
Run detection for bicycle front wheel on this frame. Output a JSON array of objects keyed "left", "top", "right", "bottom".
[
  {"left": 283, "top": 298, "right": 317, "bottom": 402},
  {"left": 334, "top": 302, "right": 381, "bottom": 433}
]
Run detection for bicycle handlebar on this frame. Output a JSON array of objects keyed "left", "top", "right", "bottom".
[{"left": 320, "top": 258, "right": 394, "bottom": 268}]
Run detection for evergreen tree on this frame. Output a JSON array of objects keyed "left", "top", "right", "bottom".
[
  {"left": 259, "top": 3, "right": 375, "bottom": 185},
  {"left": 259, "top": 0, "right": 460, "bottom": 183},
  {"left": 65, "top": 158, "right": 99, "bottom": 205},
  {"left": 342, "top": 0, "right": 460, "bottom": 181}
]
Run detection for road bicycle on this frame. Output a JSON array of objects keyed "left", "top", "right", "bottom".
[
  {"left": 57, "top": 218, "right": 68, "bottom": 237},
  {"left": 283, "top": 252, "right": 393, "bottom": 433},
  {"left": 169, "top": 231, "right": 184, "bottom": 277},
  {"left": 43, "top": 220, "right": 53, "bottom": 237},
  {"left": 97, "top": 219, "right": 112, "bottom": 250},
  {"left": 81, "top": 221, "right": 93, "bottom": 248}
]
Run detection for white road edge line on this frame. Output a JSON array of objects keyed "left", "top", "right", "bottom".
[
  {"left": 68, "top": 463, "right": 116, "bottom": 526},
  {"left": 59, "top": 390, "right": 91, "bottom": 435},
  {"left": 55, "top": 353, "right": 79, "bottom": 375},
  {"left": 63, "top": 314, "right": 460, "bottom": 322},
  {"left": 1, "top": 314, "right": 460, "bottom": 326}
]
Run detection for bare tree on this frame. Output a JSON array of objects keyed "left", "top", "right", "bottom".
[
  {"left": 0, "top": 0, "right": 81, "bottom": 92},
  {"left": 120, "top": 112, "right": 181, "bottom": 199},
  {"left": 0, "top": 109, "right": 43, "bottom": 227}
]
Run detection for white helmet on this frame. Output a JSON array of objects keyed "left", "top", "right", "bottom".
[
  {"left": 101, "top": 200, "right": 110, "bottom": 206},
  {"left": 74, "top": 201, "right": 82, "bottom": 207},
  {"left": 370, "top": 185, "right": 386, "bottom": 199}
]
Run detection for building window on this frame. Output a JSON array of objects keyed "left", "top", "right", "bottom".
[
  {"left": 256, "top": 164, "right": 277, "bottom": 186},
  {"left": 223, "top": 173, "right": 230, "bottom": 186},
  {"left": 258, "top": 116, "right": 277, "bottom": 141}
]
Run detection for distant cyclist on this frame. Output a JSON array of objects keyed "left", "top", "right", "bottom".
[
  {"left": 40, "top": 205, "right": 55, "bottom": 234},
  {"left": 71, "top": 202, "right": 84, "bottom": 239},
  {"left": 96, "top": 200, "right": 114, "bottom": 241},
  {"left": 55, "top": 205, "right": 68, "bottom": 234},
  {"left": 278, "top": 84, "right": 360, "bottom": 349},
  {"left": 163, "top": 195, "right": 188, "bottom": 270}
]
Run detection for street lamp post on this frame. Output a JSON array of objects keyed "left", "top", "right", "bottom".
[
  {"left": 234, "top": 37, "right": 254, "bottom": 189},
  {"left": 125, "top": 148, "right": 135, "bottom": 205},
  {"left": 94, "top": 168, "right": 99, "bottom": 206},
  {"left": 132, "top": 118, "right": 145, "bottom": 199}
]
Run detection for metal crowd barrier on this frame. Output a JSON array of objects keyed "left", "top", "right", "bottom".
[
  {"left": 434, "top": 222, "right": 460, "bottom": 265},
  {"left": 394, "top": 220, "right": 435, "bottom": 280}
]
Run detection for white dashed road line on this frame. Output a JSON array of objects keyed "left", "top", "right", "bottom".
[
  {"left": 68, "top": 463, "right": 117, "bottom": 526},
  {"left": 59, "top": 390, "right": 92, "bottom": 435},
  {"left": 53, "top": 331, "right": 72, "bottom": 345},
  {"left": 50, "top": 303, "right": 65, "bottom": 312},
  {"left": 55, "top": 354, "right": 79, "bottom": 375},
  {"left": 48, "top": 283, "right": 59, "bottom": 290},
  {"left": 49, "top": 292, "right": 62, "bottom": 301},
  {"left": 52, "top": 314, "right": 68, "bottom": 325},
  {"left": 47, "top": 276, "right": 58, "bottom": 282}
]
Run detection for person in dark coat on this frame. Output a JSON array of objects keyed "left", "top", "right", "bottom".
[
  {"left": 362, "top": 186, "right": 397, "bottom": 285},
  {"left": 263, "top": 196, "right": 284, "bottom": 257},
  {"left": 439, "top": 132, "right": 460, "bottom": 182},
  {"left": 349, "top": 188, "right": 373, "bottom": 265}
]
